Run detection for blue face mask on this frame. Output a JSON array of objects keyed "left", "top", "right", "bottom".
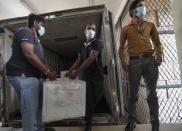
[
  {"left": 136, "top": 6, "right": 146, "bottom": 18},
  {"left": 85, "top": 30, "right": 95, "bottom": 39}
]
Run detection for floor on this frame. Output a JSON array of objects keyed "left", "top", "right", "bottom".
[{"left": 1, "top": 124, "right": 182, "bottom": 131}]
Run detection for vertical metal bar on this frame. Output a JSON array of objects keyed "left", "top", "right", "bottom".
[
  {"left": 165, "top": 80, "right": 169, "bottom": 99},
  {"left": 154, "top": 10, "right": 160, "bottom": 27},
  {"left": 1, "top": 31, "right": 7, "bottom": 126},
  {"left": 89, "top": 0, "right": 92, "bottom": 6}
]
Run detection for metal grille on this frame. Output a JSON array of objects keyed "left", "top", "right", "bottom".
[
  {"left": 157, "top": 86, "right": 182, "bottom": 123},
  {"left": 120, "top": 0, "right": 182, "bottom": 123}
]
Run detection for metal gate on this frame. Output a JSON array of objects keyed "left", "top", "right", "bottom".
[{"left": 118, "top": 0, "right": 182, "bottom": 124}]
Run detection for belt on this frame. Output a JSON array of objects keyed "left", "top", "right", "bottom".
[{"left": 130, "top": 53, "right": 154, "bottom": 60}]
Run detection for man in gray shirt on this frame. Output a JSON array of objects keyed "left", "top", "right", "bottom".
[{"left": 6, "top": 14, "right": 57, "bottom": 131}]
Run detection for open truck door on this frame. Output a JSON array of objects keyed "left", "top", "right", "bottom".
[
  {"left": 0, "top": 5, "right": 124, "bottom": 127},
  {"left": 101, "top": 9, "right": 124, "bottom": 119}
]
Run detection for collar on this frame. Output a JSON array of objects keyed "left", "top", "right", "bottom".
[
  {"left": 29, "top": 28, "right": 40, "bottom": 43},
  {"left": 130, "top": 18, "right": 145, "bottom": 25},
  {"left": 83, "top": 37, "right": 96, "bottom": 47},
  {"left": 84, "top": 42, "right": 91, "bottom": 47}
]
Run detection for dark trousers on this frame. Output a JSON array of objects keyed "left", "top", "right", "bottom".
[
  {"left": 128, "top": 56, "right": 159, "bottom": 124},
  {"left": 85, "top": 80, "right": 104, "bottom": 127}
]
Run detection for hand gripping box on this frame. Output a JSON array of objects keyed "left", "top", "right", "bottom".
[{"left": 43, "top": 78, "right": 86, "bottom": 122}]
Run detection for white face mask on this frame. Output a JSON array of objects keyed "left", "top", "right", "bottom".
[
  {"left": 38, "top": 26, "right": 45, "bottom": 37},
  {"left": 85, "top": 30, "right": 95, "bottom": 39}
]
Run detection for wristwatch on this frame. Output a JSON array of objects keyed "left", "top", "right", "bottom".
[{"left": 44, "top": 69, "right": 50, "bottom": 75}]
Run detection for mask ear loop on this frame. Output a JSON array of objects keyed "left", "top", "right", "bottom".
[
  {"left": 36, "top": 23, "right": 41, "bottom": 37},
  {"left": 37, "top": 23, "right": 41, "bottom": 30},
  {"left": 131, "top": 8, "right": 137, "bottom": 19},
  {"left": 134, "top": 9, "right": 137, "bottom": 17}
]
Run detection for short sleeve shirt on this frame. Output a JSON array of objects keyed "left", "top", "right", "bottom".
[
  {"left": 6, "top": 27, "right": 45, "bottom": 78},
  {"left": 79, "top": 38, "right": 104, "bottom": 81}
]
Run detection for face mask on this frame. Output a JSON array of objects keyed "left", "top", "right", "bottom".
[
  {"left": 136, "top": 5, "right": 146, "bottom": 18},
  {"left": 38, "top": 25, "right": 45, "bottom": 37},
  {"left": 85, "top": 29, "right": 95, "bottom": 39}
]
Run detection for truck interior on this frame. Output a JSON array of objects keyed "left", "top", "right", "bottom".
[{"left": 1, "top": 7, "right": 120, "bottom": 126}]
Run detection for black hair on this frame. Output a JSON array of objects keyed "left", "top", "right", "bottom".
[
  {"left": 86, "top": 24, "right": 96, "bottom": 29},
  {"left": 28, "top": 13, "right": 45, "bottom": 28},
  {"left": 129, "top": 0, "right": 144, "bottom": 18}
]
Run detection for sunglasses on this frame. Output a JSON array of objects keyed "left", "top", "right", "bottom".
[{"left": 87, "top": 27, "right": 96, "bottom": 30}]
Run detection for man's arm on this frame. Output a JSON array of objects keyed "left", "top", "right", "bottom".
[
  {"left": 150, "top": 23, "right": 163, "bottom": 65},
  {"left": 19, "top": 28, "right": 57, "bottom": 80},
  {"left": 119, "top": 27, "right": 127, "bottom": 63},
  {"left": 69, "top": 50, "right": 99, "bottom": 79},
  {"left": 119, "top": 27, "right": 128, "bottom": 72},
  {"left": 65, "top": 53, "right": 82, "bottom": 77},
  {"left": 21, "top": 44, "right": 57, "bottom": 80},
  {"left": 76, "top": 51, "right": 98, "bottom": 73}
]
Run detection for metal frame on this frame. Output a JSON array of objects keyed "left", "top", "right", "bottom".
[{"left": 0, "top": 5, "right": 125, "bottom": 127}]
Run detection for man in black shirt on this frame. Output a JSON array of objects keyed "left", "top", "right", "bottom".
[
  {"left": 65, "top": 24, "right": 104, "bottom": 131},
  {"left": 6, "top": 14, "right": 57, "bottom": 131}
]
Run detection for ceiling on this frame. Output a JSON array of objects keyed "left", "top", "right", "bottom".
[
  {"left": 0, "top": 0, "right": 127, "bottom": 25},
  {"left": 20, "top": 0, "right": 108, "bottom": 14},
  {"left": 0, "top": 0, "right": 107, "bottom": 19},
  {"left": 0, "top": 0, "right": 30, "bottom": 19}
]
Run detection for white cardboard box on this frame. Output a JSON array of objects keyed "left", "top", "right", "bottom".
[{"left": 43, "top": 78, "right": 86, "bottom": 122}]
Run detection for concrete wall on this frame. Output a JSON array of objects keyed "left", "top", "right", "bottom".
[
  {"left": 171, "top": 0, "right": 182, "bottom": 83},
  {"left": 105, "top": 0, "right": 128, "bottom": 25}
]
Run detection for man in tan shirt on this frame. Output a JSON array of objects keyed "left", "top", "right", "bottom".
[{"left": 119, "top": 0, "right": 162, "bottom": 131}]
